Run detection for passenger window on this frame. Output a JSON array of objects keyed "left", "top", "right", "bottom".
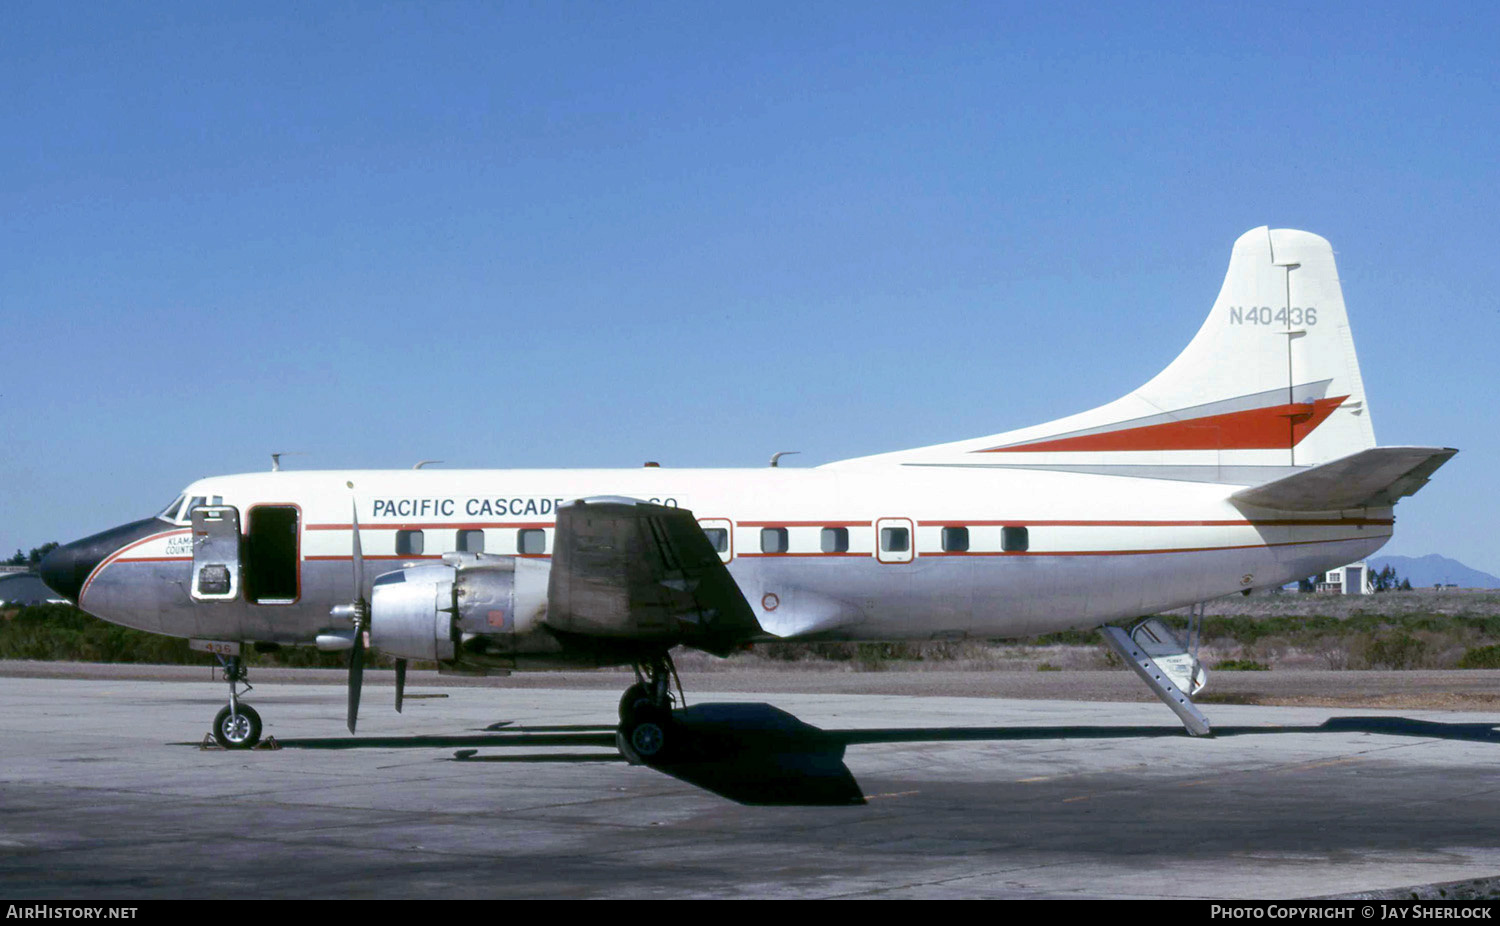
[
  {"left": 456, "top": 529, "right": 484, "bottom": 553},
  {"left": 760, "top": 527, "right": 788, "bottom": 554},
  {"left": 518, "top": 529, "right": 546, "bottom": 555},
  {"left": 702, "top": 528, "right": 729, "bottom": 553},
  {"left": 942, "top": 527, "right": 969, "bottom": 552},
  {"left": 880, "top": 526, "right": 909, "bottom": 553},
  {"left": 1002, "top": 526, "right": 1029, "bottom": 552},
  {"left": 821, "top": 527, "right": 849, "bottom": 553},
  {"left": 396, "top": 530, "right": 425, "bottom": 556}
]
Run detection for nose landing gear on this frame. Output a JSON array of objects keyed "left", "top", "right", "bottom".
[{"left": 211, "top": 655, "right": 262, "bottom": 749}]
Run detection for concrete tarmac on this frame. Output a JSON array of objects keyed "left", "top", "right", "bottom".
[{"left": 4, "top": 672, "right": 1500, "bottom": 899}]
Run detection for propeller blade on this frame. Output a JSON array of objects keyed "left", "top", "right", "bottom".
[
  {"left": 349, "top": 488, "right": 365, "bottom": 599},
  {"left": 336, "top": 482, "right": 370, "bottom": 735},
  {"left": 395, "top": 658, "right": 407, "bottom": 713},
  {"left": 347, "top": 629, "right": 364, "bottom": 733}
]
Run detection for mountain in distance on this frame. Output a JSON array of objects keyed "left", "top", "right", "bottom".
[{"left": 1369, "top": 554, "right": 1500, "bottom": 589}]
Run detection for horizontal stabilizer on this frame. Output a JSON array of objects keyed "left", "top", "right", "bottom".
[{"left": 1230, "top": 447, "right": 1457, "bottom": 511}]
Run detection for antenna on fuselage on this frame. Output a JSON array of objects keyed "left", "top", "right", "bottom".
[
  {"left": 270, "top": 452, "right": 306, "bottom": 472},
  {"left": 769, "top": 451, "right": 800, "bottom": 467},
  {"left": 413, "top": 460, "right": 443, "bottom": 469}
]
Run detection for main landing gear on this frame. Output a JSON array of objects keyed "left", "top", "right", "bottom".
[
  {"left": 211, "top": 655, "right": 262, "bottom": 749},
  {"left": 618, "top": 654, "right": 682, "bottom": 762}
]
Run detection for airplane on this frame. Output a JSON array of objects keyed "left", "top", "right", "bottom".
[{"left": 39, "top": 227, "right": 1455, "bottom": 760}]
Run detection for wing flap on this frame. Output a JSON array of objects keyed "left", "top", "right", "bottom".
[
  {"left": 1230, "top": 446, "right": 1457, "bottom": 511},
  {"left": 545, "top": 498, "right": 762, "bottom": 657}
]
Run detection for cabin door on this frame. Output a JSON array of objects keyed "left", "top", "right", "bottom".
[{"left": 191, "top": 506, "right": 242, "bottom": 601}]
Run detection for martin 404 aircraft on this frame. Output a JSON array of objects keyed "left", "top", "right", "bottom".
[{"left": 41, "top": 228, "right": 1454, "bottom": 758}]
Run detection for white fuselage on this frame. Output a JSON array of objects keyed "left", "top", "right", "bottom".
[{"left": 77, "top": 465, "right": 1391, "bottom": 650}]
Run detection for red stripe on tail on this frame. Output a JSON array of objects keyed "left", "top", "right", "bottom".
[{"left": 981, "top": 396, "right": 1348, "bottom": 453}]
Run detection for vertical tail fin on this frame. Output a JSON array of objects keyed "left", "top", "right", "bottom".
[{"left": 831, "top": 228, "right": 1377, "bottom": 477}]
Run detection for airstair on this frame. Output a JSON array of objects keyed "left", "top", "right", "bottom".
[{"left": 1099, "top": 609, "right": 1212, "bottom": 737}]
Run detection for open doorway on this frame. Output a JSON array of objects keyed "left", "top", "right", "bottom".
[{"left": 246, "top": 505, "right": 299, "bottom": 603}]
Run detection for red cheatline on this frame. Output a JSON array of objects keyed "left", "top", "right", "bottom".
[{"left": 981, "top": 396, "right": 1347, "bottom": 453}]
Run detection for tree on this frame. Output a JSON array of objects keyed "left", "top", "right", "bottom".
[
  {"left": 4, "top": 544, "right": 59, "bottom": 570},
  {"left": 27, "top": 543, "right": 58, "bottom": 566},
  {"left": 1370, "top": 564, "right": 1414, "bottom": 593}
]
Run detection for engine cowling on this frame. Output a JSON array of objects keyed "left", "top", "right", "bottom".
[{"left": 369, "top": 553, "right": 550, "bottom": 663}]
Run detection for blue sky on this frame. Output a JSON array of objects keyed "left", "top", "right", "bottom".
[{"left": 3, "top": 2, "right": 1497, "bottom": 575}]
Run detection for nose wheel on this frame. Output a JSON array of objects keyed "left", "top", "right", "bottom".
[
  {"left": 211, "top": 655, "right": 263, "bottom": 749},
  {"left": 213, "top": 702, "right": 262, "bottom": 749}
]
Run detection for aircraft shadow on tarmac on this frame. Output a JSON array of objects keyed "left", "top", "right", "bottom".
[
  {"left": 266, "top": 706, "right": 1500, "bottom": 808},
  {"left": 834, "top": 715, "right": 1500, "bottom": 746},
  {"left": 635, "top": 702, "right": 868, "bottom": 806}
]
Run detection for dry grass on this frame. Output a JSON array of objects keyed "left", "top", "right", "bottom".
[
  {"left": 681, "top": 589, "right": 1500, "bottom": 674},
  {"left": 8, "top": 590, "right": 1500, "bottom": 674},
  {"left": 673, "top": 642, "right": 1116, "bottom": 674},
  {"left": 1164, "top": 588, "right": 1500, "bottom": 620}
]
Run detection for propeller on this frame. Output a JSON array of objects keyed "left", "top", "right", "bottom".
[
  {"left": 395, "top": 659, "right": 407, "bottom": 713},
  {"left": 329, "top": 482, "right": 369, "bottom": 734}
]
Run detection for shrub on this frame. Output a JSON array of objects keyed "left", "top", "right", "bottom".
[
  {"left": 1361, "top": 632, "right": 1429, "bottom": 670},
  {"left": 0, "top": 603, "right": 347, "bottom": 667},
  {"left": 1457, "top": 645, "right": 1500, "bottom": 669},
  {"left": 1213, "top": 659, "right": 1270, "bottom": 671}
]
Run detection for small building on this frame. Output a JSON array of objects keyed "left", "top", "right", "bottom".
[{"left": 1313, "top": 561, "right": 1373, "bottom": 595}]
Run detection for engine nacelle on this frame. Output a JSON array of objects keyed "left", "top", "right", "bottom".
[
  {"left": 369, "top": 554, "right": 550, "bottom": 663},
  {"left": 368, "top": 563, "right": 455, "bottom": 662}
]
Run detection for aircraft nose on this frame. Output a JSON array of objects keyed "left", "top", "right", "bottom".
[
  {"left": 39, "top": 517, "right": 170, "bottom": 605},
  {"left": 39, "top": 542, "right": 101, "bottom": 604}
]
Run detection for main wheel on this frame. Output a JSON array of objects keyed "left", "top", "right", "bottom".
[
  {"left": 213, "top": 704, "right": 262, "bottom": 750},
  {"left": 623, "top": 707, "right": 673, "bottom": 762},
  {"left": 618, "top": 683, "right": 651, "bottom": 722}
]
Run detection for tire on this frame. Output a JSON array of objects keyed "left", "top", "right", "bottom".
[
  {"left": 213, "top": 704, "right": 262, "bottom": 750},
  {"left": 618, "top": 683, "right": 651, "bottom": 722},
  {"left": 624, "top": 708, "right": 673, "bottom": 762}
]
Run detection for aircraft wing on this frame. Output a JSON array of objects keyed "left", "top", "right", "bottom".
[
  {"left": 1230, "top": 446, "right": 1457, "bottom": 512},
  {"left": 545, "top": 498, "right": 762, "bottom": 657}
]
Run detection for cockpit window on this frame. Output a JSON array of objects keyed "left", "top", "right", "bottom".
[{"left": 160, "top": 495, "right": 185, "bottom": 521}]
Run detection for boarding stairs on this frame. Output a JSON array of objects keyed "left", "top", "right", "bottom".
[{"left": 1099, "top": 609, "right": 1212, "bottom": 737}]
